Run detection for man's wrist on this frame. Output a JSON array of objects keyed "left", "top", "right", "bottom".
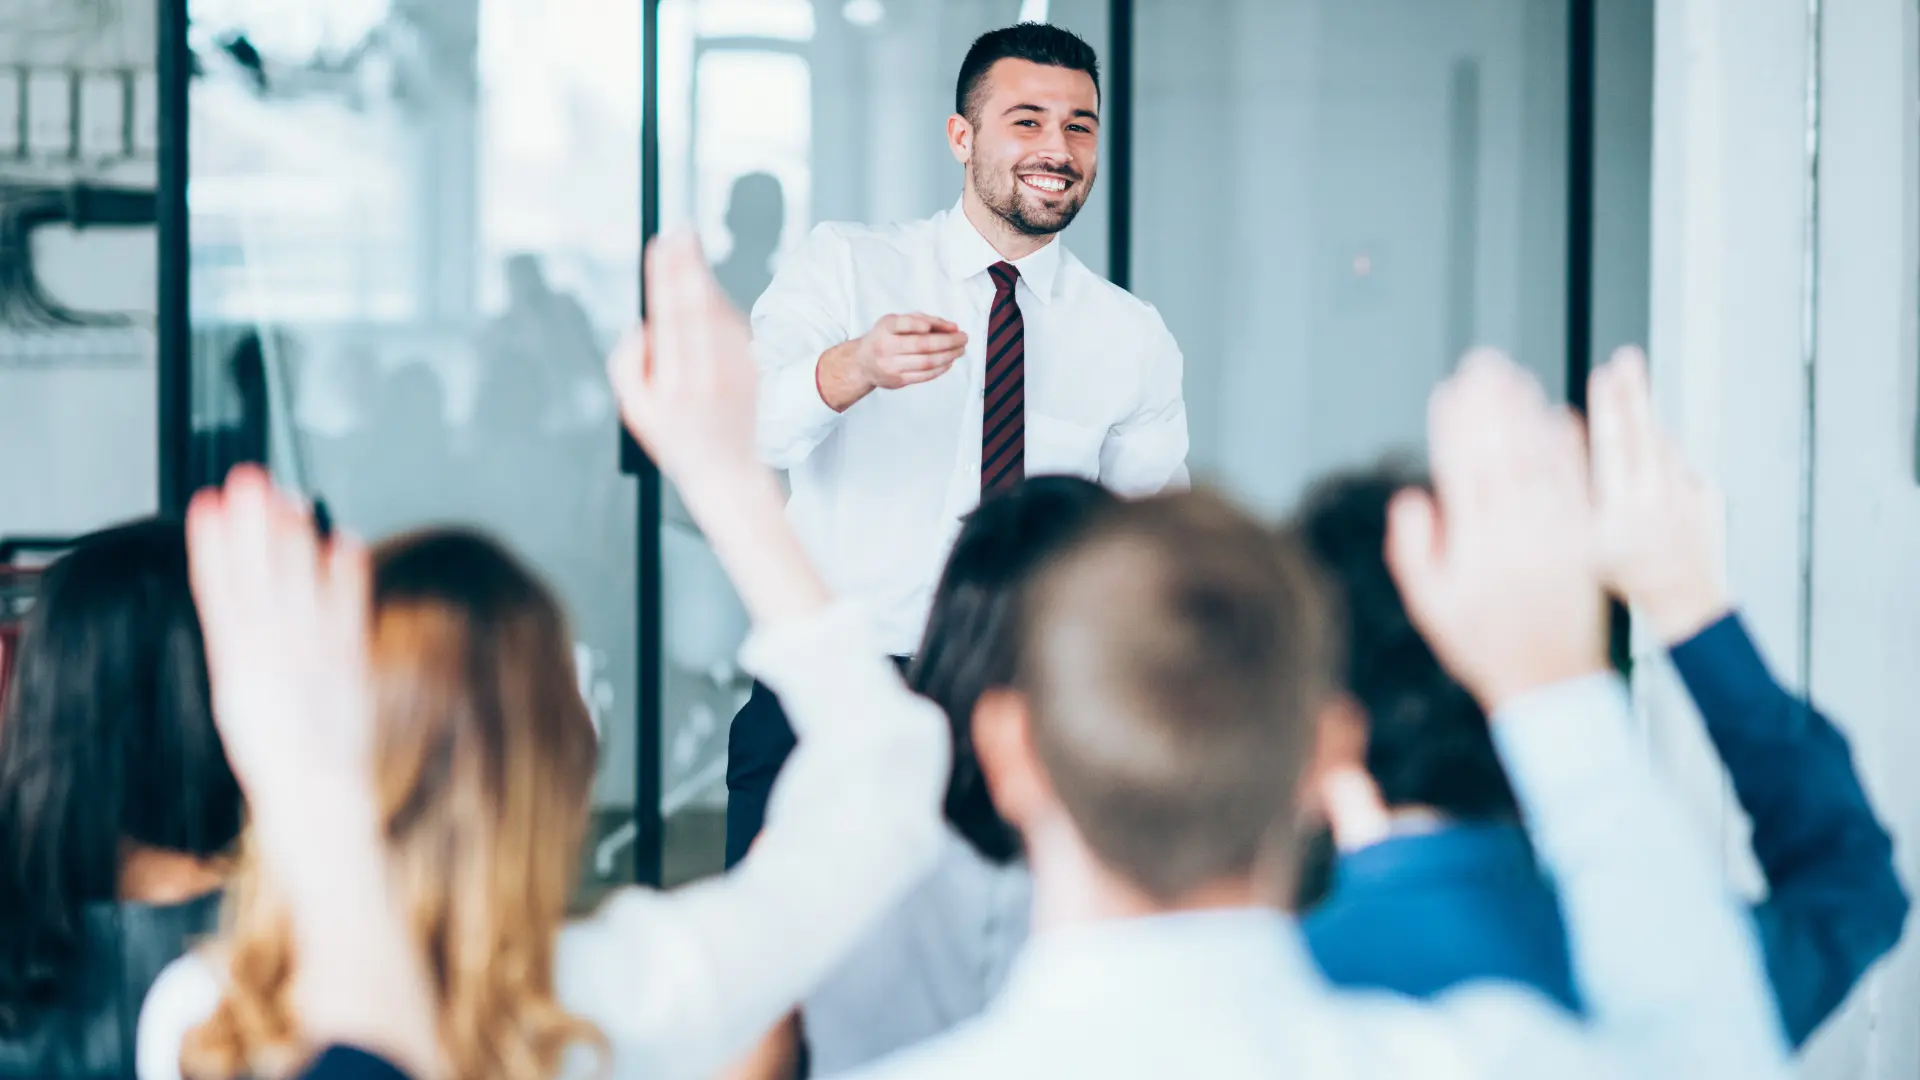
[
  {"left": 1639, "top": 588, "right": 1732, "bottom": 646},
  {"left": 816, "top": 340, "right": 871, "bottom": 413},
  {"left": 1475, "top": 654, "right": 1612, "bottom": 717}
]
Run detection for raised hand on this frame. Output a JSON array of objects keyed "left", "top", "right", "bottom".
[
  {"left": 1589, "top": 346, "right": 1729, "bottom": 643},
  {"left": 609, "top": 231, "right": 762, "bottom": 497},
  {"left": 186, "top": 466, "right": 441, "bottom": 1080},
  {"left": 185, "top": 465, "right": 375, "bottom": 824},
  {"left": 610, "top": 232, "right": 831, "bottom": 626},
  {"left": 1386, "top": 349, "right": 1608, "bottom": 711}
]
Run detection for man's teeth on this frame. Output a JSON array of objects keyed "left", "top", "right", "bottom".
[{"left": 1021, "top": 175, "right": 1069, "bottom": 193}]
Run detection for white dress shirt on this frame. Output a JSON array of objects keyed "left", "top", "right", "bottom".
[
  {"left": 833, "top": 677, "right": 1795, "bottom": 1080},
  {"left": 802, "top": 828, "right": 1031, "bottom": 1076},
  {"left": 137, "top": 604, "right": 951, "bottom": 1080},
  {"left": 753, "top": 203, "right": 1189, "bottom": 653}
]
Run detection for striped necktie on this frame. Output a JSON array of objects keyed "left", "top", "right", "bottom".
[{"left": 982, "top": 261, "right": 1025, "bottom": 496}]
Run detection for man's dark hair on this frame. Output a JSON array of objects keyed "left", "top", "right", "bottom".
[
  {"left": 1292, "top": 463, "right": 1520, "bottom": 822},
  {"left": 1015, "top": 491, "right": 1338, "bottom": 902},
  {"left": 908, "top": 475, "right": 1119, "bottom": 865},
  {"left": 955, "top": 23, "right": 1101, "bottom": 125},
  {"left": 0, "top": 519, "right": 241, "bottom": 1032}
]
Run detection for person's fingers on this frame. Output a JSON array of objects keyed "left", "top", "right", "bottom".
[
  {"left": 1384, "top": 488, "right": 1446, "bottom": 621},
  {"left": 884, "top": 313, "right": 951, "bottom": 336},
  {"left": 913, "top": 313, "right": 961, "bottom": 334},
  {"left": 887, "top": 331, "right": 970, "bottom": 357},
  {"left": 894, "top": 347, "right": 967, "bottom": 373},
  {"left": 184, "top": 486, "right": 234, "bottom": 668},
  {"left": 322, "top": 530, "right": 372, "bottom": 643},
  {"left": 220, "top": 467, "right": 282, "bottom": 614},
  {"left": 1588, "top": 358, "right": 1633, "bottom": 509},
  {"left": 645, "top": 233, "right": 702, "bottom": 399},
  {"left": 606, "top": 325, "right": 649, "bottom": 406},
  {"left": 894, "top": 359, "right": 960, "bottom": 386}
]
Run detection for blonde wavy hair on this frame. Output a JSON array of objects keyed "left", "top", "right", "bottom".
[{"left": 181, "top": 529, "right": 605, "bottom": 1080}]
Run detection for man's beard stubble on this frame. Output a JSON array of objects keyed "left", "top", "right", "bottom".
[{"left": 972, "top": 163, "right": 1091, "bottom": 237}]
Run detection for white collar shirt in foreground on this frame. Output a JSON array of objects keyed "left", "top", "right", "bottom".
[
  {"left": 136, "top": 603, "right": 952, "bottom": 1080},
  {"left": 829, "top": 676, "right": 1795, "bottom": 1080},
  {"left": 752, "top": 202, "right": 1189, "bottom": 654}
]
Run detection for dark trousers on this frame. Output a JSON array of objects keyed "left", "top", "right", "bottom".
[{"left": 724, "top": 657, "right": 913, "bottom": 869}]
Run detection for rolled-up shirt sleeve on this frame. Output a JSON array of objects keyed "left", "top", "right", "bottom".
[
  {"left": 1099, "top": 306, "right": 1189, "bottom": 494},
  {"left": 754, "top": 223, "right": 859, "bottom": 470}
]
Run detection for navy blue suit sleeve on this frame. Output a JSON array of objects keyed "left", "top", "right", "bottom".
[
  {"left": 295, "top": 1047, "right": 415, "bottom": 1080},
  {"left": 1669, "top": 613, "right": 1910, "bottom": 1046}
]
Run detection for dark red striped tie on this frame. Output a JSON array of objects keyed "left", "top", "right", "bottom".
[{"left": 982, "top": 261, "right": 1025, "bottom": 496}]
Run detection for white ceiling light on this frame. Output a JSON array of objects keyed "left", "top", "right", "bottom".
[
  {"left": 1018, "top": 0, "right": 1050, "bottom": 23},
  {"left": 842, "top": 0, "right": 885, "bottom": 27}
]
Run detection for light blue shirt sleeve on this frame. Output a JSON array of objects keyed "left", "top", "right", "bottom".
[{"left": 1487, "top": 674, "right": 1793, "bottom": 1079}]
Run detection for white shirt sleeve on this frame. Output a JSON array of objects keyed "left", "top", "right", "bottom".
[
  {"left": 136, "top": 952, "right": 221, "bottom": 1080},
  {"left": 753, "top": 223, "right": 860, "bottom": 470},
  {"left": 1098, "top": 305, "right": 1189, "bottom": 494},
  {"left": 1467, "top": 675, "right": 1795, "bottom": 1080},
  {"left": 562, "top": 602, "right": 951, "bottom": 1080}
]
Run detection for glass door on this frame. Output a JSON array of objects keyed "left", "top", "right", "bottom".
[
  {"left": 178, "top": 0, "right": 645, "bottom": 902},
  {"left": 649, "top": 0, "right": 1118, "bottom": 885}
]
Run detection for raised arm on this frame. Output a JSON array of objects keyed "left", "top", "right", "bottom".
[
  {"left": 1586, "top": 348, "right": 1908, "bottom": 1045},
  {"left": 1390, "top": 350, "right": 1792, "bottom": 1080},
  {"left": 1671, "top": 615, "right": 1908, "bottom": 1044},
  {"left": 584, "top": 234, "right": 950, "bottom": 1080}
]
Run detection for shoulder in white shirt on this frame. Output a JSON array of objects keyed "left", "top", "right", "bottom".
[{"left": 138, "top": 603, "right": 950, "bottom": 1080}]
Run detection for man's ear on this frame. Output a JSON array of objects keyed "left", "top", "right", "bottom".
[
  {"left": 947, "top": 113, "right": 973, "bottom": 166},
  {"left": 972, "top": 687, "right": 1049, "bottom": 830},
  {"left": 1304, "top": 694, "right": 1390, "bottom": 851}
]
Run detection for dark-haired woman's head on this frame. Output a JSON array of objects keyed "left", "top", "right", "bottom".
[
  {"left": 908, "top": 475, "right": 1119, "bottom": 865},
  {"left": 1291, "top": 463, "right": 1520, "bottom": 823},
  {"left": 0, "top": 519, "right": 241, "bottom": 1030}
]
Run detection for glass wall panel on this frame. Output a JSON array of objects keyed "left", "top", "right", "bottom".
[
  {"left": 184, "top": 0, "right": 642, "bottom": 900},
  {"left": 1135, "top": 0, "right": 1578, "bottom": 516},
  {"left": 656, "top": 0, "right": 1112, "bottom": 883}
]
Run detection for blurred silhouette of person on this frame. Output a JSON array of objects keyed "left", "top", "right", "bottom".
[
  {"left": 189, "top": 332, "right": 270, "bottom": 491},
  {"left": 713, "top": 172, "right": 785, "bottom": 312},
  {"left": 348, "top": 361, "right": 459, "bottom": 538},
  {"left": 477, "top": 255, "right": 604, "bottom": 433}
]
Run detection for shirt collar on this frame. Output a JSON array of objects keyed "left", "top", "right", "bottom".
[
  {"left": 936, "top": 199, "right": 1064, "bottom": 305},
  {"left": 996, "top": 909, "right": 1325, "bottom": 1016}
]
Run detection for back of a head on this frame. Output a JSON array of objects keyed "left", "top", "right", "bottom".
[
  {"left": 1014, "top": 490, "right": 1337, "bottom": 902},
  {"left": 955, "top": 22, "right": 1101, "bottom": 124},
  {"left": 909, "top": 475, "right": 1119, "bottom": 864},
  {"left": 187, "top": 528, "right": 603, "bottom": 1080},
  {"left": 1292, "top": 464, "right": 1519, "bottom": 821},
  {"left": 0, "top": 519, "right": 238, "bottom": 1032}
]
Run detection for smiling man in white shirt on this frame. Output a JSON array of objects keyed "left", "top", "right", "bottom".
[{"left": 724, "top": 22, "right": 1189, "bottom": 866}]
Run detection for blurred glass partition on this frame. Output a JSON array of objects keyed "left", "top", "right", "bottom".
[
  {"left": 653, "top": 0, "right": 1114, "bottom": 883},
  {"left": 183, "top": 0, "right": 643, "bottom": 900},
  {"left": 1135, "top": 0, "right": 1584, "bottom": 516}
]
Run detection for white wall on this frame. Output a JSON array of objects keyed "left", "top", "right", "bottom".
[
  {"left": 1133, "top": 0, "right": 1572, "bottom": 518},
  {"left": 1648, "top": 1, "right": 1920, "bottom": 1076},
  {"left": 1803, "top": 0, "right": 1920, "bottom": 1076}
]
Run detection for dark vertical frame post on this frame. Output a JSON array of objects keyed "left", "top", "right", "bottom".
[
  {"left": 1107, "top": 0, "right": 1133, "bottom": 290},
  {"left": 1565, "top": 0, "right": 1623, "bottom": 669},
  {"left": 1565, "top": 0, "right": 1596, "bottom": 406},
  {"left": 156, "top": 0, "right": 192, "bottom": 517},
  {"left": 629, "top": 0, "right": 665, "bottom": 888}
]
